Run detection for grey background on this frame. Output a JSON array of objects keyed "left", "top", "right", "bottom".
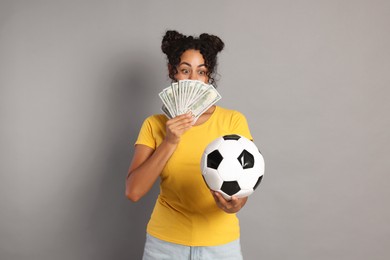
[{"left": 1, "top": 0, "right": 389, "bottom": 259}]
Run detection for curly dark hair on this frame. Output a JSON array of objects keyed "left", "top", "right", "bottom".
[{"left": 161, "top": 30, "right": 225, "bottom": 86}]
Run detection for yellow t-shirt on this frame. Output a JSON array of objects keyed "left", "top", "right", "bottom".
[{"left": 135, "top": 106, "right": 253, "bottom": 246}]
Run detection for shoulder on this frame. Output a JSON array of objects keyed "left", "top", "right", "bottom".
[
  {"left": 143, "top": 114, "right": 168, "bottom": 126},
  {"left": 138, "top": 114, "right": 168, "bottom": 134},
  {"left": 136, "top": 114, "right": 168, "bottom": 147}
]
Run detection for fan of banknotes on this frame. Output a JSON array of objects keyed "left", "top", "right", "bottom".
[{"left": 159, "top": 80, "right": 221, "bottom": 120}]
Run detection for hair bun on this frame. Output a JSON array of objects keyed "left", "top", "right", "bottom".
[
  {"left": 161, "top": 30, "right": 185, "bottom": 55},
  {"left": 199, "top": 33, "right": 225, "bottom": 53}
]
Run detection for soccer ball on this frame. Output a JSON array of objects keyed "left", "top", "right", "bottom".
[{"left": 200, "top": 134, "right": 265, "bottom": 200}]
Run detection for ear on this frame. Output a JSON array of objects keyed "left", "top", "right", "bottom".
[
  {"left": 168, "top": 63, "right": 173, "bottom": 74},
  {"left": 167, "top": 64, "right": 176, "bottom": 80}
]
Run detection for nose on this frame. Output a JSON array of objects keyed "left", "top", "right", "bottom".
[{"left": 189, "top": 72, "right": 198, "bottom": 80}]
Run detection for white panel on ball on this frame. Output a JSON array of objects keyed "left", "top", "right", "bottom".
[
  {"left": 203, "top": 137, "right": 224, "bottom": 154},
  {"left": 218, "top": 140, "right": 243, "bottom": 158},
  {"left": 202, "top": 169, "right": 223, "bottom": 191}
]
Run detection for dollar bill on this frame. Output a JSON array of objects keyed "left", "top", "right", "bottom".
[
  {"left": 161, "top": 105, "right": 172, "bottom": 119},
  {"left": 159, "top": 89, "right": 175, "bottom": 117},
  {"left": 188, "top": 86, "right": 221, "bottom": 118},
  {"left": 158, "top": 80, "right": 221, "bottom": 119}
]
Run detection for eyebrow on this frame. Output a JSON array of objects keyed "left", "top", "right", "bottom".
[{"left": 179, "top": 62, "right": 207, "bottom": 68}]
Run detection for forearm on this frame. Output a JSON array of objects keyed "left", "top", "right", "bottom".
[{"left": 126, "top": 140, "right": 177, "bottom": 201}]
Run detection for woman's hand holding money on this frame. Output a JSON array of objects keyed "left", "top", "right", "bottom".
[{"left": 165, "top": 112, "right": 194, "bottom": 145}]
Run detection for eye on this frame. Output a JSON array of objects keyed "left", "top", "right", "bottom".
[
  {"left": 181, "top": 68, "right": 190, "bottom": 74},
  {"left": 198, "top": 70, "right": 207, "bottom": 76}
]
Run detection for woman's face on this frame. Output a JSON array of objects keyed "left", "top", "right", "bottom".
[{"left": 174, "top": 49, "right": 209, "bottom": 83}]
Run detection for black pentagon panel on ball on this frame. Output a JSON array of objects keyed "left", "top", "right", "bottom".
[
  {"left": 207, "top": 150, "right": 223, "bottom": 169},
  {"left": 253, "top": 175, "right": 263, "bottom": 190},
  {"left": 222, "top": 134, "right": 241, "bottom": 141},
  {"left": 221, "top": 181, "right": 241, "bottom": 196},
  {"left": 237, "top": 149, "right": 254, "bottom": 169}
]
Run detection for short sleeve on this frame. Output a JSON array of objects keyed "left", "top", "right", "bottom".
[
  {"left": 230, "top": 111, "right": 253, "bottom": 141},
  {"left": 135, "top": 117, "right": 156, "bottom": 149}
]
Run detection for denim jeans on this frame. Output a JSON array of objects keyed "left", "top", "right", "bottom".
[{"left": 142, "top": 233, "right": 243, "bottom": 260}]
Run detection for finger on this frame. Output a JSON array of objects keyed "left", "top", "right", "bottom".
[
  {"left": 167, "top": 120, "right": 192, "bottom": 130},
  {"left": 167, "top": 116, "right": 193, "bottom": 128},
  {"left": 230, "top": 196, "right": 240, "bottom": 207},
  {"left": 167, "top": 116, "right": 193, "bottom": 130},
  {"left": 176, "top": 119, "right": 194, "bottom": 129},
  {"left": 210, "top": 191, "right": 220, "bottom": 204},
  {"left": 210, "top": 190, "right": 218, "bottom": 200},
  {"left": 168, "top": 121, "right": 193, "bottom": 134},
  {"left": 213, "top": 191, "right": 230, "bottom": 208},
  {"left": 168, "top": 112, "right": 193, "bottom": 124}
]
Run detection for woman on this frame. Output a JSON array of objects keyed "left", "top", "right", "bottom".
[{"left": 126, "top": 30, "right": 253, "bottom": 259}]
